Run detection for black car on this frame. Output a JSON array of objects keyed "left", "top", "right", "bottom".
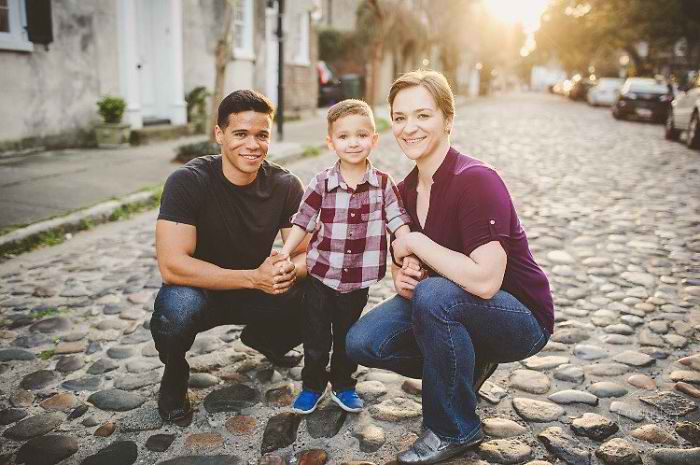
[
  {"left": 317, "top": 61, "right": 344, "bottom": 107},
  {"left": 612, "top": 77, "right": 674, "bottom": 123}
]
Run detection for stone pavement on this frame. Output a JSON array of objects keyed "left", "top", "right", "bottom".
[{"left": 1, "top": 93, "right": 700, "bottom": 465}]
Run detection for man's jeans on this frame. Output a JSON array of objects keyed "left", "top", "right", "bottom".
[
  {"left": 150, "top": 283, "right": 306, "bottom": 374},
  {"left": 346, "top": 277, "right": 549, "bottom": 444},
  {"left": 301, "top": 277, "right": 369, "bottom": 392}
]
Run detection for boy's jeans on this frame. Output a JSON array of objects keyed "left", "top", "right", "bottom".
[
  {"left": 346, "top": 277, "right": 549, "bottom": 443},
  {"left": 301, "top": 276, "right": 369, "bottom": 392},
  {"left": 150, "top": 283, "right": 306, "bottom": 372}
]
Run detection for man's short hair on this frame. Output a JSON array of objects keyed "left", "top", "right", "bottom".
[
  {"left": 326, "top": 99, "right": 375, "bottom": 133},
  {"left": 217, "top": 89, "right": 275, "bottom": 128}
]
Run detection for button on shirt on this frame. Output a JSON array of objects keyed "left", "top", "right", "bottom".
[{"left": 292, "top": 161, "right": 411, "bottom": 293}]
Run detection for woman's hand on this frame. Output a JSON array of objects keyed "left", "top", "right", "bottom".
[{"left": 392, "top": 254, "right": 425, "bottom": 299}]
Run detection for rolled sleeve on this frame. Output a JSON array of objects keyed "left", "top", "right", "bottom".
[
  {"left": 458, "top": 167, "right": 512, "bottom": 256},
  {"left": 383, "top": 175, "right": 411, "bottom": 234},
  {"left": 291, "top": 175, "right": 323, "bottom": 232}
]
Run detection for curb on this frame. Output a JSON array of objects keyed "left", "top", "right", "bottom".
[{"left": 0, "top": 190, "right": 159, "bottom": 258}]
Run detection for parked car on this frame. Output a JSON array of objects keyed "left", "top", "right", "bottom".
[
  {"left": 587, "top": 78, "right": 624, "bottom": 106},
  {"left": 666, "top": 71, "right": 700, "bottom": 149},
  {"left": 317, "top": 61, "right": 344, "bottom": 107},
  {"left": 612, "top": 77, "right": 674, "bottom": 123}
]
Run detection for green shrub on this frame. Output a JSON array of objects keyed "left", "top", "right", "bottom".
[
  {"left": 97, "top": 96, "right": 126, "bottom": 124},
  {"left": 175, "top": 140, "right": 220, "bottom": 163},
  {"left": 185, "top": 86, "right": 210, "bottom": 122}
]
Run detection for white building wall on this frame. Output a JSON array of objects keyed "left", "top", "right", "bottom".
[{"left": 0, "top": 0, "right": 120, "bottom": 144}]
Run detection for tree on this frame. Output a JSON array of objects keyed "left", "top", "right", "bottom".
[
  {"left": 208, "top": 0, "right": 234, "bottom": 143},
  {"left": 359, "top": 0, "right": 389, "bottom": 108},
  {"left": 534, "top": 0, "right": 700, "bottom": 76}
]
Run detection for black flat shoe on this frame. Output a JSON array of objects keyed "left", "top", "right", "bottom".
[{"left": 397, "top": 428, "right": 484, "bottom": 465}]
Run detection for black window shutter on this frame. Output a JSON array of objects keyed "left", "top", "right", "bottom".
[{"left": 27, "top": 0, "right": 53, "bottom": 47}]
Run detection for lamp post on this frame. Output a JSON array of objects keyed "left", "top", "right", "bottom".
[{"left": 268, "top": 0, "right": 285, "bottom": 140}]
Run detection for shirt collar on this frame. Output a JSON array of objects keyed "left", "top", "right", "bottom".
[
  {"left": 404, "top": 146, "right": 458, "bottom": 193},
  {"left": 326, "top": 160, "right": 381, "bottom": 192}
]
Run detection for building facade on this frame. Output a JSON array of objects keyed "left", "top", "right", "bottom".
[{"left": 0, "top": 0, "right": 318, "bottom": 151}]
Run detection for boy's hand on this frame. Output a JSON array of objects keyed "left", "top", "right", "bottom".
[
  {"left": 274, "top": 255, "right": 296, "bottom": 294},
  {"left": 391, "top": 233, "right": 414, "bottom": 261},
  {"left": 393, "top": 261, "right": 423, "bottom": 299}
]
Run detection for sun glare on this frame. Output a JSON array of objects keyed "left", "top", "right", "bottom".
[{"left": 482, "top": 0, "right": 551, "bottom": 34}]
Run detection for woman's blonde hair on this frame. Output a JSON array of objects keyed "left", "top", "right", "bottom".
[{"left": 387, "top": 69, "right": 455, "bottom": 120}]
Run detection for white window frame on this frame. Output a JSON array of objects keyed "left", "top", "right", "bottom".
[
  {"left": 0, "top": 0, "right": 33, "bottom": 52},
  {"left": 290, "top": 10, "right": 310, "bottom": 66},
  {"left": 233, "top": 0, "right": 254, "bottom": 61}
]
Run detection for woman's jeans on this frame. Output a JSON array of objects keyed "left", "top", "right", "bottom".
[{"left": 346, "top": 277, "right": 549, "bottom": 444}]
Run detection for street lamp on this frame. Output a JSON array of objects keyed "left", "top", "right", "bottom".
[{"left": 268, "top": 0, "right": 285, "bottom": 140}]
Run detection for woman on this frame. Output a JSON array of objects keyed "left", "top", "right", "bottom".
[{"left": 346, "top": 70, "right": 554, "bottom": 465}]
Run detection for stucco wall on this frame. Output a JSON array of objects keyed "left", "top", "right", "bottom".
[
  {"left": 0, "top": 0, "right": 120, "bottom": 147},
  {"left": 182, "top": 0, "right": 257, "bottom": 106}
]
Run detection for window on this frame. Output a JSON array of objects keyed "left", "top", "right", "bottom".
[
  {"left": 233, "top": 0, "right": 254, "bottom": 60},
  {"left": 0, "top": 0, "right": 32, "bottom": 52},
  {"left": 290, "top": 11, "right": 310, "bottom": 65}
]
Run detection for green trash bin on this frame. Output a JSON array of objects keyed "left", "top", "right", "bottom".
[{"left": 340, "top": 74, "right": 364, "bottom": 99}]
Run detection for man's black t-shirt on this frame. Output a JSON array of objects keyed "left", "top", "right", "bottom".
[{"left": 158, "top": 155, "right": 304, "bottom": 271}]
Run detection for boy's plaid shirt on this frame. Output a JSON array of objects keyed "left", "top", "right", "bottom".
[{"left": 291, "top": 161, "right": 411, "bottom": 293}]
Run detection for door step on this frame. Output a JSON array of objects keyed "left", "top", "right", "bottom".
[{"left": 130, "top": 124, "right": 191, "bottom": 145}]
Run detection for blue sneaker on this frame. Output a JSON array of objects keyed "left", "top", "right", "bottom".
[
  {"left": 292, "top": 389, "right": 324, "bottom": 414},
  {"left": 331, "top": 388, "right": 364, "bottom": 413}
]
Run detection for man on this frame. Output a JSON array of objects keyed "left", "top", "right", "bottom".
[{"left": 151, "top": 89, "right": 309, "bottom": 423}]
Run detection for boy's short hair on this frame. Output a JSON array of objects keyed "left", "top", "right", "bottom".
[
  {"left": 218, "top": 89, "right": 275, "bottom": 129},
  {"left": 326, "top": 99, "right": 376, "bottom": 133}
]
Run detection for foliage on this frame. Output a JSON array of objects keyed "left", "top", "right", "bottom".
[
  {"left": 534, "top": 0, "right": 700, "bottom": 76},
  {"left": 301, "top": 145, "right": 322, "bottom": 158},
  {"left": 96, "top": 96, "right": 126, "bottom": 124},
  {"left": 319, "top": 28, "right": 354, "bottom": 63},
  {"left": 38, "top": 350, "right": 55, "bottom": 360},
  {"left": 375, "top": 117, "right": 391, "bottom": 133},
  {"left": 175, "top": 140, "right": 221, "bottom": 163},
  {"left": 31, "top": 307, "right": 61, "bottom": 319},
  {"left": 185, "top": 86, "right": 211, "bottom": 122}
]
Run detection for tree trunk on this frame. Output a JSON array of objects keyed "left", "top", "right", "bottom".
[
  {"left": 367, "top": 40, "right": 383, "bottom": 108},
  {"left": 366, "top": 0, "right": 384, "bottom": 109},
  {"left": 209, "top": 1, "right": 234, "bottom": 143}
]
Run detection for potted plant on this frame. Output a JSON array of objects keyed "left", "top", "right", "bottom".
[{"left": 95, "top": 96, "right": 130, "bottom": 148}]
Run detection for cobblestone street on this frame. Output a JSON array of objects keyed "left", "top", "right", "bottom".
[{"left": 1, "top": 93, "right": 699, "bottom": 465}]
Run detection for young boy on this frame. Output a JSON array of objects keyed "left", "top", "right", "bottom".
[{"left": 280, "top": 99, "right": 411, "bottom": 414}]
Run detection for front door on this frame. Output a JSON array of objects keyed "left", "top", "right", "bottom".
[{"left": 136, "top": 0, "right": 171, "bottom": 123}]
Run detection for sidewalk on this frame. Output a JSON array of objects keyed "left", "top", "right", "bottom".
[{"left": 0, "top": 111, "right": 333, "bottom": 231}]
